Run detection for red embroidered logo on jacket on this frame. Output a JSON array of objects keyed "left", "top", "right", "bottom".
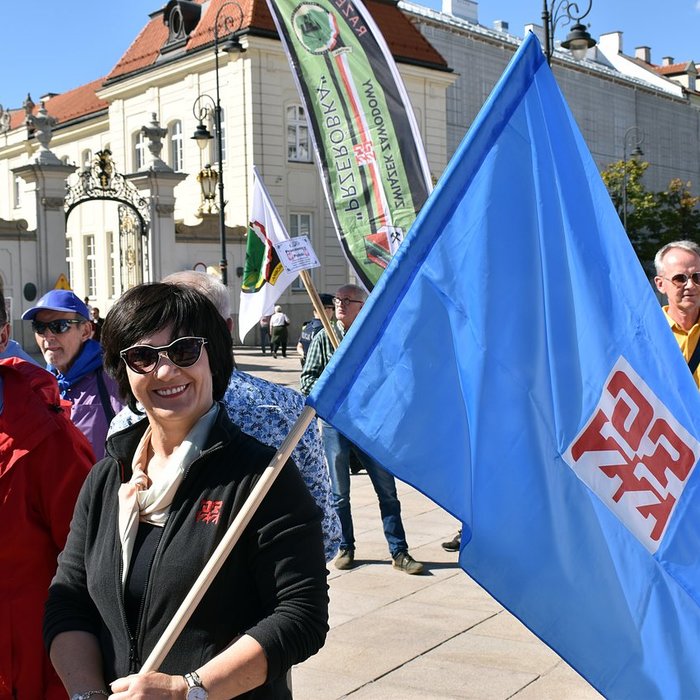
[
  {"left": 563, "top": 356, "right": 700, "bottom": 553},
  {"left": 196, "top": 500, "right": 223, "bottom": 524}
]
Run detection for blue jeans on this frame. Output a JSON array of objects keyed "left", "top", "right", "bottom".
[{"left": 321, "top": 421, "right": 408, "bottom": 558}]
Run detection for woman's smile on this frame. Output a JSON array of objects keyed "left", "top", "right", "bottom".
[{"left": 154, "top": 383, "right": 189, "bottom": 398}]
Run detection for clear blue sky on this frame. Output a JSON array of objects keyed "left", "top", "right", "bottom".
[{"left": 0, "top": 0, "right": 697, "bottom": 110}]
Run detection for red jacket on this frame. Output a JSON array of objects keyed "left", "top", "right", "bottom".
[{"left": 0, "top": 359, "right": 94, "bottom": 699}]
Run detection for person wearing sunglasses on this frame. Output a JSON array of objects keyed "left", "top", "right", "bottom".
[
  {"left": 654, "top": 240, "right": 700, "bottom": 389},
  {"left": 107, "top": 270, "right": 340, "bottom": 566},
  {"left": 22, "top": 290, "right": 124, "bottom": 459},
  {"left": 45, "top": 282, "right": 328, "bottom": 700}
]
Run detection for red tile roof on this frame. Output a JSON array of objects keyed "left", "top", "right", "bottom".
[
  {"left": 107, "top": 0, "right": 447, "bottom": 82},
  {"left": 3, "top": 0, "right": 446, "bottom": 135},
  {"left": 653, "top": 61, "right": 696, "bottom": 76},
  {"left": 8, "top": 78, "right": 108, "bottom": 130}
]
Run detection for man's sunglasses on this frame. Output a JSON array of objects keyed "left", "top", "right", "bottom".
[
  {"left": 663, "top": 273, "right": 700, "bottom": 288},
  {"left": 120, "top": 336, "right": 208, "bottom": 374},
  {"left": 32, "top": 319, "right": 85, "bottom": 335}
]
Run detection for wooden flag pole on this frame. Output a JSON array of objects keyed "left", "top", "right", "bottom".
[
  {"left": 298, "top": 269, "right": 340, "bottom": 350},
  {"left": 139, "top": 405, "right": 317, "bottom": 673}
]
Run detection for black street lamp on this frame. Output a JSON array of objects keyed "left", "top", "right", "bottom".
[
  {"left": 622, "top": 126, "right": 645, "bottom": 232},
  {"left": 541, "top": 0, "right": 596, "bottom": 65},
  {"left": 191, "top": 1, "right": 245, "bottom": 287}
]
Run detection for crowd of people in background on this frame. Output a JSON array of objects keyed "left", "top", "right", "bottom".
[{"left": 3, "top": 239, "right": 699, "bottom": 697}]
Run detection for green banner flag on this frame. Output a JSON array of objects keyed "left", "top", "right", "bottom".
[{"left": 266, "top": 0, "right": 433, "bottom": 289}]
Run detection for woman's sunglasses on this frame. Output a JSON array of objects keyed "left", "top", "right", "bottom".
[
  {"left": 32, "top": 319, "right": 85, "bottom": 335},
  {"left": 120, "top": 336, "right": 208, "bottom": 374}
]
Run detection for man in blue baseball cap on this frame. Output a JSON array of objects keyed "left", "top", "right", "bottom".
[{"left": 22, "top": 290, "right": 123, "bottom": 458}]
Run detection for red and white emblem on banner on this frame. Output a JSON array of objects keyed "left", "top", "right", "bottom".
[
  {"left": 563, "top": 356, "right": 700, "bottom": 553},
  {"left": 353, "top": 141, "right": 376, "bottom": 166}
]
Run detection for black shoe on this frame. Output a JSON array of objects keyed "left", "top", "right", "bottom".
[
  {"left": 349, "top": 450, "right": 365, "bottom": 475},
  {"left": 441, "top": 531, "right": 461, "bottom": 552}
]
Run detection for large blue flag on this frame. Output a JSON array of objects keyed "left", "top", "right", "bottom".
[{"left": 307, "top": 32, "right": 700, "bottom": 698}]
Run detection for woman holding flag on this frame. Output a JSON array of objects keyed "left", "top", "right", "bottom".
[{"left": 44, "top": 282, "right": 328, "bottom": 699}]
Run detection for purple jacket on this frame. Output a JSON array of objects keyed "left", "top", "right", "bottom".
[{"left": 63, "top": 369, "right": 124, "bottom": 460}]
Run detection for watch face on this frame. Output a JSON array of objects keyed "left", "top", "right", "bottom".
[{"left": 186, "top": 688, "right": 208, "bottom": 700}]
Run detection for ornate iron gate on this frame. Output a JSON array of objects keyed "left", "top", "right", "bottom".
[{"left": 64, "top": 149, "right": 151, "bottom": 288}]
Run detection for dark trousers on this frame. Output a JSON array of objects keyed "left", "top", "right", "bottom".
[
  {"left": 270, "top": 326, "right": 288, "bottom": 357},
  {"left": 260, "top": 325, "right": 271, "bottom": 353}
]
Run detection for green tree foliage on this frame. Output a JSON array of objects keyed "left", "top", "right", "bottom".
[{"left": 601, "top": 160, "right": 700, "bottom": 262}]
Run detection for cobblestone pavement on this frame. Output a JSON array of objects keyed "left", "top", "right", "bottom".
[{"left": 234, "top": 346, "right": 602, "bottom": 699}]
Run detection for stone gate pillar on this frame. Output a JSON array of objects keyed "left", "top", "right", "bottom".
[
  {"left": 128, "top": 170, "right": 186, "bottom": 282},
  {"left": 12, "top": 161, "right": 75, "bottom": 294},
  {"left": 127, "top": 114, "right": 186, "bottom": 282},
  {"left": 12, "top": 102, "right": 75, "bottom": 294}
]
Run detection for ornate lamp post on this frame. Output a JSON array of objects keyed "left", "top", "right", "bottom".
[
  {"left": 622, "top": 126, "right": 645, "bottom": 232},
  {"left": 191, "top": 1, "right": 245, "bottom": 286},
  {"left": 541, "top": 0, "right": 596, "bottom": 65}
]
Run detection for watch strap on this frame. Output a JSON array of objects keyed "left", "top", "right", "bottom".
[
  {"left": 184, "top": 670, "right": 208, "bottom": 699},
  {"left": 185, "top": 670, "right": 203, "bottom": 689}
]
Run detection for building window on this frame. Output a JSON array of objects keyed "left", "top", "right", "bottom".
[
  {"left": 13, "top": 176, "right": 21, "bottom": 208},
  {"left": 84, "top": 235, "right": 97, "bottom": 297},
  {"left": 289, "top": 212, "right": 312, "bottom": 289},
  {"left": 66, "top": 238, "right": 75, "bottom": 288},
  {"left": 287, "top": 105, "right": 311, "bottom": 162},
  {"left": 170, "top": 120, "right": 184, "bottom": 172},
  {"left": 82, "top": 149, "right": 93, "bottom": 170},
  {"left": 133, "top": 131, "right": 147, "bottom": 171},
  {"left": 108, "top": 231, "right": 118, "bottom": 298}
]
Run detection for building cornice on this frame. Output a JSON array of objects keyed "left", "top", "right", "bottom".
[
  {"left": 400, "top": 0, "right": 692, "bottom": 105},
  {"left": 97, "top": 43, "right": 248, "bottom": 101}
]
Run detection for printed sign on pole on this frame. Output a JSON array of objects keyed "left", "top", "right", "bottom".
[{"left": 274, "top": 235, "right": 320, "bottom": 274}]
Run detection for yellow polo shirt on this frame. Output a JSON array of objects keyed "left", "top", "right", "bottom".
[{"left": 663, "top": 306, "right": 700, "bottom": 389}]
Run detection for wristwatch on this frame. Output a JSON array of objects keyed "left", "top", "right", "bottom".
[
  {"left": 184, "top": 670, "right": 208, "bottom": 700},
  {"left": 71, "top": 692, "right": 108, "bottom": 700}
]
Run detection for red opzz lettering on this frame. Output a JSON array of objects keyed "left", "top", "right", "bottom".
[{"left": 565, "top": 358, "right": 700, "bottom": 552}]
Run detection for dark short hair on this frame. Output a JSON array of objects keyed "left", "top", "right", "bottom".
[{"left": 102, "top": 283, "right": 233, "bottom": 413}]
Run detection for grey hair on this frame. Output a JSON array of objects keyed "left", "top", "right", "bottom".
[
  {"left": 162, "top": 270, "right": 230, "bottom": 320},
  {"left": 654, "top": 240, "right": 700, "bottom": 276},
  {"left": 337, "top": 283, "right": 368, "bottom": 302}
]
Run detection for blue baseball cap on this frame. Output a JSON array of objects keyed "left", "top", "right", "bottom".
[{"left": 22, "top": 290, "right": 90, "bottom": 321}]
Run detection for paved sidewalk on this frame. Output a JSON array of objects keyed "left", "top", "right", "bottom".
[{"left": 235, "top": 347, "right": 602, "bottom": 699}]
